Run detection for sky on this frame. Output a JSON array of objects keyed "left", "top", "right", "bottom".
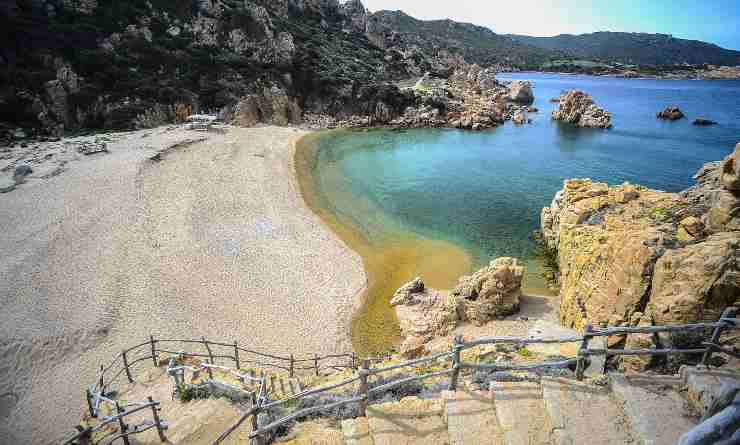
[{"left": 362, "top": 0, "right": 740, "bottom": 50}]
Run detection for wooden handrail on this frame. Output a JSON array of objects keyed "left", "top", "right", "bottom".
[{"left": 72, "top": 312, "right": 739, "bottom": 445}]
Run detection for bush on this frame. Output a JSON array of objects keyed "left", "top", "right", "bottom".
[{"left": 134, "top": 104, "right": 175, "bottom": 129}]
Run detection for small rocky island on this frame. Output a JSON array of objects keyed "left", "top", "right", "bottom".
[{"left": 552, "top": 90, "right": 612, "bottom": 128}]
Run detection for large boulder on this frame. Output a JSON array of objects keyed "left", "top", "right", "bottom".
[
  {"left": 452, "top": 257, "right": 524, "bottom": 325},
  {"left": 541, "top": 143, "right": 740, "bottom": 335},
  {"left": 390, "top": 257, "right": 525, "bottom": 355},
  {"left": 552, "top": 90, "right": 612, "bottom": 129},
  {"left": 657, "top": 106, "right": 685, "bottom": 120},
  {"left": 508, "top": 80, "right": 534, "bottom": 104},
  {"left": 477, "top": 68, "right": 498, "bottom": 91},
  {"left": 232, "top": 84, "right": 302, "bottom": 127},
  {"left": 720, "top": 144, "right": 740, "bottom": 191},
  {"left": 648, "top": 233, "right": 740, "bottom": 325},
  {"left": 390, "top": 278, "right": 461, "bottom": 357}
]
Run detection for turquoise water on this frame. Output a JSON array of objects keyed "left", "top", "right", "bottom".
[
  {"left": 314, "top": 73, "right": 740, "bottom": 263},
  {"left": 305, "top": 74, "right": 740, "bottom": 351}
]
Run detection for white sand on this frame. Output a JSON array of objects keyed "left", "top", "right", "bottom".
[{"left": 0, "top": 126, "right": 366, "bottom": 444}]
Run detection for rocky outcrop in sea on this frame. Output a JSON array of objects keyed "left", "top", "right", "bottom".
[
  {"left": 657, "top": 106, "right": 685, "bottom": 120},
  {"left": 540, "top": 143, "right": 740, "bottom": 370},
  {"left": 551, "top": 90, "right": 612, "bottom": 129}
]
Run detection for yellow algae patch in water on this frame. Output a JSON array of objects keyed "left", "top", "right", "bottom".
[{"left": 295, "top": 132, "right": 472, "bottom": 355}]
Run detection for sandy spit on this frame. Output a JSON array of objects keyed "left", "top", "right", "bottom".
[{"left": 0, "top": 126, "right": 366, "bottom": 444}]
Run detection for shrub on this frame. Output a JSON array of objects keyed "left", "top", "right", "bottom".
[{"left": 134, "top": 104, "right": 175, "bottom": 129}]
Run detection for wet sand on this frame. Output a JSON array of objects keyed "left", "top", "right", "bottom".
[
  {"left": 294, "top": 132, "right": 474, "bottom": 355},
  {"left": 0, "top": 126, "right": 366, "bottom": 444}
]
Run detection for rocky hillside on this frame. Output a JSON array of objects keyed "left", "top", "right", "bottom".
[
  {"left": 508, "top": 32, "right": 740, "bottom": 66},
  {"left": 0, "top": 0, "right": 421, "bottom": 137},
  {"left": 365, "top": 10, "right": 559, "bottom": 73},
  {"left": 540, "top": 144, "right": 739, "bottom": 368}
]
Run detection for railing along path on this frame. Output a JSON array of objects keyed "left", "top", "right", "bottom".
[{"left": 63, "top": 307, "right": 738, "bottom": 445}]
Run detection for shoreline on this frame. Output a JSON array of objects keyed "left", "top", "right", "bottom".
[
  {"left": 293, "top": 129, "right": 487, "bottom": 355},
  {"left": 0, "top": 125, "right": 367, "bottom": 443}
]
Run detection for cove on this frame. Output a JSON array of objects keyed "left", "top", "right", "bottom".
[{"left": 296, "top": 73, "right": 740, "bottom": 356}]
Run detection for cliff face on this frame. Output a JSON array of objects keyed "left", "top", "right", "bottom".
[
  {"left": 0, "top": 0, "right": 415, "bottom": 136},
  {"left": 541, "top": 144, "right": 740, "bottom": 331}
]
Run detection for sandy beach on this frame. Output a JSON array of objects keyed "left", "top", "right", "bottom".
[{"left": 0, "top": 126, "right": 366, "bottom": 444}]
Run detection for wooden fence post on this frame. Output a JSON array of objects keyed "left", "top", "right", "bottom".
[
  {"left": 122, "top": 350, "right": 134, "bottom": 383},
  {"left": 351, "top": 352, "right": 357, "bottom": 370},
  {"left": 702, "top": 307, "right": 737, "bottom": 366},
  {"left": 202, "top": 336, "right": 214, "bottom": 380},
  {"left": 576, "top": 323, "right": 593, "bottom": 381},
  {"left": 115, "top": 401, "right": 131, "bottom": 445},
  {"left": 358, "top": 359, "right": 370, "bottom": 418},
  {"left": 150, "top": 335, "right": 158, "bottom": 367},
  {"left": 85, "top": 388, "right": 96, "bottom": 418},
  {"left": 234, "top": 341, "right": 241, "bottom": 370},
  {"left": 250, "top": 377, "right": 267, "bottom": 445},
  {"left": 148, "top": 396, "right": 167, "bottom": 442},
  {"left": 449, "top": 335, "right": 463, "bottom": 391},
  {"left": 75, "top": 425, "right": 92, "bottom": 445},
  {"left": 289, "top": 354, "right": 295, "bottom": 378},
  {"left": 314, "top": 354, "right": 320, "bottom": 377},
  {"left": 98, "top": 365, "right": 105, "bottom": 394}
]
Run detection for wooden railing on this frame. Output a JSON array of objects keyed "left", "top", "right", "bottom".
[
  {"left": 218, "top": 307, "right": 739, "bottom": 445},
  {"left": 62, "top": 307, "right": 738, "bottom": 445}
]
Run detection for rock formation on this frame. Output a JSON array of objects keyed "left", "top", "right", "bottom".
[
  {"left": 551, "top": 90, "right": 612, "bottom": 129},
  {"left": 693, "top": 118, "right": 718, "bottom": 126},
  {"left": 540, "top": 144, "right": 740, "bottom": 370},
  {"left": 452, "top": 257, "right": 524, "bottom": 325},
  {"left": 657, "top": 106, "right": 685, "bottom": 120},
  {"left": 508, "top": 81, "right": 534, "bottom": 104},
  {"left": 391, "top": 258, "right": 524, "bottom": 357}
]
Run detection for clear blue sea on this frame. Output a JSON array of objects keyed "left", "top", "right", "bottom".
[{"left": 304, "top": 74, "right": 740, "bottom": 350}]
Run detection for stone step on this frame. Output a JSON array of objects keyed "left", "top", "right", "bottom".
[
  {"left": 610, "top": 373, "right": 698, "bottom": 445},
  {"left": 366, "top": 396, "right": 450, "bottom": 445},
  {"left": 443, "top": 389, "right": 504, "bottom": 444},
  {"left": 490, "top": 380, "right": 552, "bottom": 445},
  {"left": 541, "top": 377, "right": 634, "bottom": 445},
  {"left": 341, "top": 417, "right": 374, "bottom": 445}
]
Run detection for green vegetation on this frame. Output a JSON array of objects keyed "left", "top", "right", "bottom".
[{"left": 508, "top": 32, "right": 740, "bottom": 66}]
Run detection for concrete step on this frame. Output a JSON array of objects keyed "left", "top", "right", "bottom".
[
  {"left": 541, "top": 377, "right": 634, "bottom": 445},
  {"left": 443, "top": 389, "right": 504, "bottom": 445},
  {"left": 490, "top": 380, "right": 552, "bottom": 445},
  {"left": 610, "top": 374, "right": 698, "bottom": 445},
  {"left": 366, "top": 396, "right": 450, "bottom": 445}
]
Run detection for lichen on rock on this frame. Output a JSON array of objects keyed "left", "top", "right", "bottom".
[{"left": 539, "top": 143, "right": 740, "bottom": 370}]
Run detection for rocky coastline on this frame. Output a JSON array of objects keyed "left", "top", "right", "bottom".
[{"left": 539, "top": 144, "right": 740, "bottom": 371}]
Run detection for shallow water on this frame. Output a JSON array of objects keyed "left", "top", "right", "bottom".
[{"left": 298, "top": 74, "right": 740, "bottom": 355}]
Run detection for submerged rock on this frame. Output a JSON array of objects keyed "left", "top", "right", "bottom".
[
  {"left": 657, "top": 106, "right": 685, "bottom": 120},
  {"left": 693, "top": 118, "right": 718, "bottom": 126},
  {"left": 551, "top": 90, "right": 612, "bottom": 129}
]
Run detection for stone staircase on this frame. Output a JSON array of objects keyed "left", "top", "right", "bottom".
[
  {"left": 282, "top": 374, "right": 701, "bottom": 445},
  {"left": 112, "top": 356, "right": 728, "bottom": 445}
]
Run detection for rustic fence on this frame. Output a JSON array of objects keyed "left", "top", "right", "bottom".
[
  {"left": 216, "top": 307, "right": 739, "bottom": 444},
  {"left": 63, "top": 308, "right": 738, "bottom": 445},
  {"left": 63, "top": 336, "right": 389, "bottom": 444}
]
